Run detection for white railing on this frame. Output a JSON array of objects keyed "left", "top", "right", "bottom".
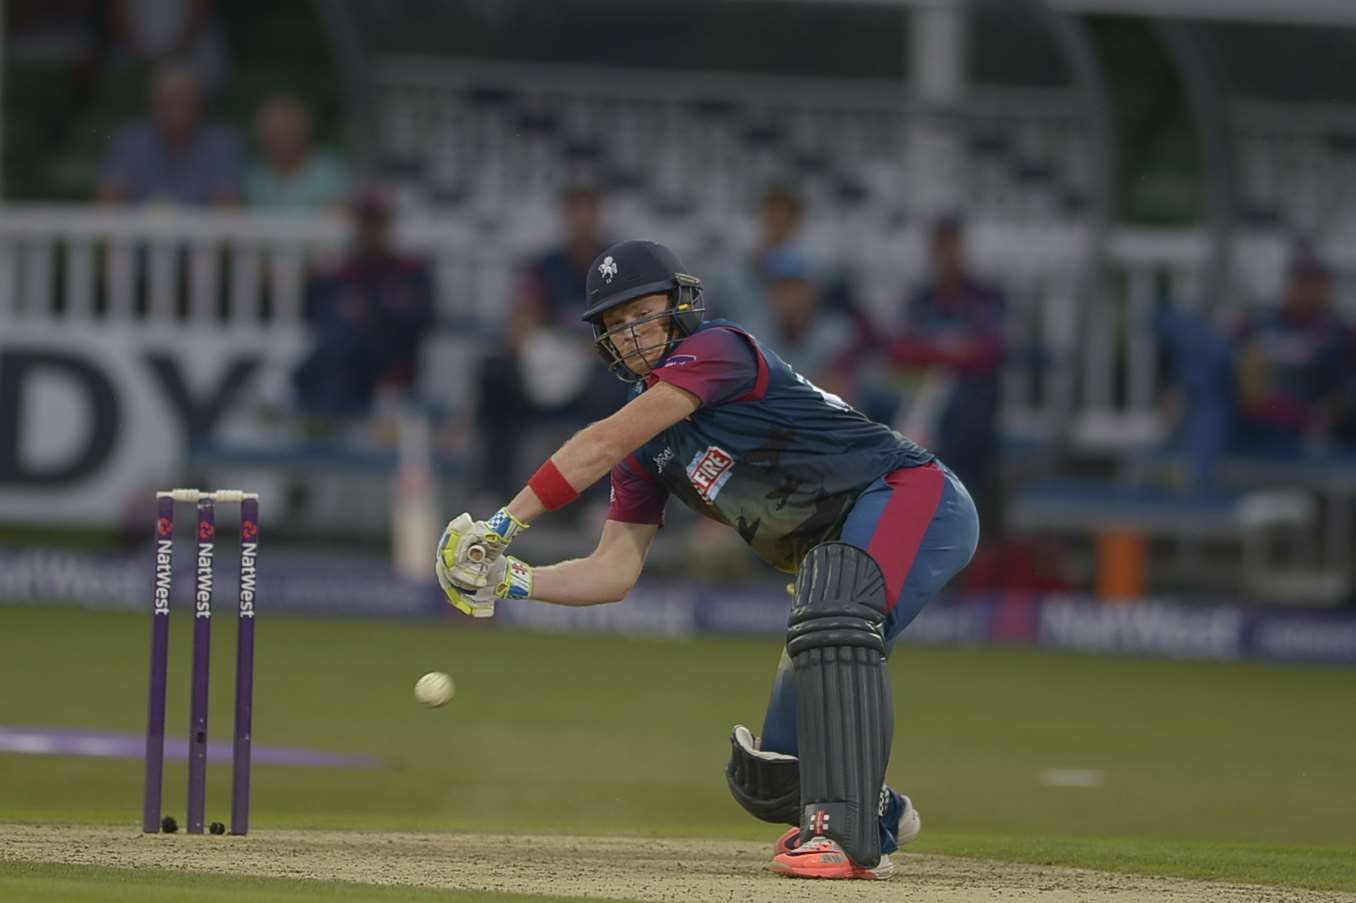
[
  {"left": 0, "top": 205, "right": 534, "bottom": 330},
  {"left": 2, "top": 204, "right": 1349, "bottom": 449},
  {"left": 0, "top": 207, "right": 338, "bottom": 327}
]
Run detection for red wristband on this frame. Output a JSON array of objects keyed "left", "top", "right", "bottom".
[{"left": 528, "top": 459, "right": 579, "bottom": 511}]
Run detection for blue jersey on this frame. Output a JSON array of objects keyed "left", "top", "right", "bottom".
[{"left": 608, "top": 320, "right": 934, "bottom": 573}]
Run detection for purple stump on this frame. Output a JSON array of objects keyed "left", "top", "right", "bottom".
[
  {"left": 143, "top": 494, "right": 175, "bottom": 833},
  {"left": 231, "top": 496, "right": 258, "bottom": 835},
  {"left": 187, "top": 497, "right": 215, "bottom": 834}
]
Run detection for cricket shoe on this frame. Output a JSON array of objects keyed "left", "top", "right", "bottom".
[
  {"left": 772, "top": 793, "right": 920, "bottom": 855},
  {"left": 771, "top": 836, "right": 894, "bottom": 880},
  {"left": 884, "top": 789, "right": 922, "bottom": 848}
]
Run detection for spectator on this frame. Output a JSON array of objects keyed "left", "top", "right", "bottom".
[
  {"left": 475, "top": 185, "right": 624, "bottom": 500},
  {"left": 718, "top": 184, "right": 875, "bottom": 369},
  {"left": 1157, "top": 249, "right": 1355, "bottom": 489},
  {"left": 1153, "top": 300, "right": 1236, "bottom": 487},
  {"left": 741, "top": 248, "right": 857, "bottom": 390},
  {"left": 1233, "top": 252, "right": 1353, "bottom": 453},
  {"left": 96, "top": 63, "right": 241, "bottom": 205},
  {"left": 716, "top": 185, "right": 808, "bottom": 324},
  {"left": 516, "top": 185, "right": 609, "bottom": 326},
  {"left": 109, "top": 0, "right": 230, "bottom": 93},
  {"left": 292, "top": 190, "right": 434, "bottom": 417},
  {"left": 889, "top": 217, "right": 1005, "bottom": 527},
  {"left": 245, "top": 94, "right": 348, "bottom": 210}
]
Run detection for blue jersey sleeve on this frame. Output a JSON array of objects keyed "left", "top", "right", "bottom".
[{"left": 647, "top": 327, "right": 759, "bottom": 407}]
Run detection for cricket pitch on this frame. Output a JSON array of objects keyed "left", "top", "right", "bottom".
[{"left": 3, "top": 825, "right": 1351, "bottom": 902}]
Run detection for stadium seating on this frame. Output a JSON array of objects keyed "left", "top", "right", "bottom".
[
  {"left": 374, "top": 59, "right": 1093, "bottom": 240},
  {"left": 1236, "top": 100, "right": 1356, "bottom": 240}
]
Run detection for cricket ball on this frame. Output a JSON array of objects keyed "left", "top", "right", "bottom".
[{"left": 414, "top": 671, "right": 455, "bottom": 707}]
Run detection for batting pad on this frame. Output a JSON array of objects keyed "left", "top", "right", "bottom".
[{"left": 786, "top": 542, "right": 892, "bottom": 867}]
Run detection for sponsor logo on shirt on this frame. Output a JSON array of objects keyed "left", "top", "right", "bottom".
[
  {"left": 687, "top": 445, "right": 735, "bottom": 502},
  {"left": 662, "top": 354, "right": 697, "bottom": 368},
  {"left": 653, "top": 447, "right": 675, "bottom": 472}
]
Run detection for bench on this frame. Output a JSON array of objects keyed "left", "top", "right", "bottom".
[{"left": 1008, "top": 481, "right": 1320, "bottom": 602}]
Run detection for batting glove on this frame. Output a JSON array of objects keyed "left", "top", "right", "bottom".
[
  {"left": 438, "top": 554, "right": 534, "bottom": 619},
  {"left": 436, "top": 509, "right": 529, "bottom": 589}
]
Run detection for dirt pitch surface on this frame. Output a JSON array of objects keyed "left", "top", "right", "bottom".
[{"left": 3, "top": 825, "right": 1352, "bottom": 902}]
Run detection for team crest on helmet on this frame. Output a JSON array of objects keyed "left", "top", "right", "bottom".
[{"left": 599, "top": 256, "right": 618, "bottom": 283}]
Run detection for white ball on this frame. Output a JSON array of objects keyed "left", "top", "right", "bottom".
[{"left": 414, "top": 671, "right": 455, "bottom": 707}]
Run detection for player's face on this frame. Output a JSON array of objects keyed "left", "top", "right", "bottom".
[{"left": 601, "top": 293, "right": 673, "bottom": 377}]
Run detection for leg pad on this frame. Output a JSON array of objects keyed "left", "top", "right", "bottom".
[{"left": 789, "top": 542, "right": 892, "bottom": 867}]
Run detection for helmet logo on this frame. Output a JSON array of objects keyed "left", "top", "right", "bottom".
[{"left": 599, "top": 256, "right": 618, "bottom": 283}]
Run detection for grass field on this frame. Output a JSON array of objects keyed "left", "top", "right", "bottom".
[
  {"left": 1, "top": 605, "right": 1353, "bottom": 900},
  {"left": 0, "top": 862, "right": 606, "bottom": 903}
]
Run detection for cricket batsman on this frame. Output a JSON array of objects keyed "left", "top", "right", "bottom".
[{"left": 436, "top": 240, "right": 979, "bottom": 880}]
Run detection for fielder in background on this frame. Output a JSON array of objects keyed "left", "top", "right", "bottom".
[{"left": 436, "top": 240, "right": 979, "bottom": 880}]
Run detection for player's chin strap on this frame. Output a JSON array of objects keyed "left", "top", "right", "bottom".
[
  {"left": 787, "top": 542, "right": 892, "bottom": 867},
  {"left": 593, "top": 286, "right": 703, "bottom": 382},
  {"left": 725, "top": 724, "right": 800, "bottom": 825},
  {"left": 598, "top": 312, "right": 678, "bottom": 381}
]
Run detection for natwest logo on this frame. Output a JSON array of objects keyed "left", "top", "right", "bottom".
[{"left": 686, "top": 445, "right": 734, "bottom": 502}]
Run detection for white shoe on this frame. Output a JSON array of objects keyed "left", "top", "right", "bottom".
[{"left": 896, "top": 794, "right": 921, "bottom": 846}]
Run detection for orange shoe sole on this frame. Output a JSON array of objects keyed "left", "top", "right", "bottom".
[
  {"left": 771, "top": 849, "right": 893, "bottom": 880},
  {"left": 772, "top": 826, "right": 800, "bottom": 856}
]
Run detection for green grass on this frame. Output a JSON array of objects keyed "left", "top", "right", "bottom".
[
  {"left": 915, "top": 833, "right": 1356, "bottom": 892},
  {"left": 0, "top": 861, "right": 634, "bottom": 903},
  {"left": 2, "top": 606, "right": 1354, "bottom": 892}
]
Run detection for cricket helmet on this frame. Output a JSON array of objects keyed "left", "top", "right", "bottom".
[{"left": 582, "top": 240, "right": 705, "bottom": 381}]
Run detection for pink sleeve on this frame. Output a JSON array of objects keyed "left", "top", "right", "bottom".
[
  {"left": 607, "top": 454, "right": 667, "bottom": 525},
  {"left": 647, "top": 327, "right": 759, "bottom": 407}
]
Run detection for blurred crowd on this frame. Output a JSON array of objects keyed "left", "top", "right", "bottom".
[
  {"left": 1157, "top": 253, "right": 1356, "bottom": 485},
  {"left": 84, "top": 58, "right": 433, "bottom": 425},
  {"left": 96, "top": 63, "right": 348, "bottom": 210},
  {"left": 76, "top": 52, "right": 1020, "bottom": 525},
  {"left": 88, "top": 59, "right": 1356, "bottom": 554},
  {"left": 45, "top": 5, "right": 1356, "bottom": 590}
]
